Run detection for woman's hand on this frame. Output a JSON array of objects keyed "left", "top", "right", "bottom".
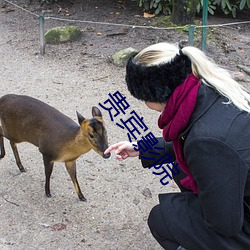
[{"left": 104, "top": 141, "right": 139, "bottom": 160}]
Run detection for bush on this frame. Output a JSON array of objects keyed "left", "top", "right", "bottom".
[
  {"left": 212, "top": 0, "right": 250, "bottom": 17},
  {"left": 134, "top": 0, "right": 172, "bottom": 15},
  {"left": 135, "top": 0, "right": 250, "bottom": 18}
]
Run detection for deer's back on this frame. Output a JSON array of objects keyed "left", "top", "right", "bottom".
[{"left": 0, "top": 94, "right": 79, "bottom": 147}]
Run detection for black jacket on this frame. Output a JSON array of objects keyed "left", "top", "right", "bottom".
[{"left": 140, "top": 84, "right": 250, "bottom": 249}]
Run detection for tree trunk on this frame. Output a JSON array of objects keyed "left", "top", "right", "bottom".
[{"left": 171, "top": 0, "right": 198, "bottom": 25}]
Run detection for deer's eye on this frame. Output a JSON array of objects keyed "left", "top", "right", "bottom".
[{"left": 89, "top": 133, "right": 94, "bottom": 139}]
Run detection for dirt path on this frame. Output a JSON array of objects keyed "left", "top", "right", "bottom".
[
  {"left": 0, "top": 1, "right": 249, "bottom": 249},
  {"left": 0, "top": 3, "right": 177, "bottom": 250}
]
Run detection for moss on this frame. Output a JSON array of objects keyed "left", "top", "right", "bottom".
[
  {"left": 152, "top": 16, "right": 197, "bottom": 32},
  {"left": 152, "top": 16, "right": 172, "bottom": 27},
  {"left": 45, "top": 26, "right": 82, "bottom": 44},
  {"left": 112, "top": 48, "right": 138, "bottom": 67}
]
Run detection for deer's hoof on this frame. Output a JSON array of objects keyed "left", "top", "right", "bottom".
[{"left": 79, "top": 196, "right": 87, "bottom": 202}]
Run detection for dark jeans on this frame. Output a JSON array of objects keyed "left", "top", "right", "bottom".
[
  {"left": 148, "top": 166, "right": 188, "bottom": 250},
  {"left": 148, "top": 204, "right": 180, "bottom": 249}
]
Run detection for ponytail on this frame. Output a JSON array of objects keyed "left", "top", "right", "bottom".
[{"left": 182, "top": 46, "right": 250, "bottom": 112}]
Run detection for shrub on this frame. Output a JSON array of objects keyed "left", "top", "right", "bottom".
[
  {"left": 135, "top": 0, "right": 172, "bottom": 15},
  {"left": 135, "top": 0, "right": 250, "bottom": 17}
]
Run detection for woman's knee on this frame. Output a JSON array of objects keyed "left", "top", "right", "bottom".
[
  {"left": 148, "top": 204, "right": 179, "bottom": 250},
  {"left": 148, "top": 204, "right": 161, "bottom": 233}
]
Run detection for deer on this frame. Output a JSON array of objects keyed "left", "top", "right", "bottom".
[{"left": 0, "top": 94, "right": 110, "bottom": 202}]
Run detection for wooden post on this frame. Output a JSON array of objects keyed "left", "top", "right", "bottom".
[
  {"left": 202, "top": 0, "right": 208, "bottom": 51},
  {"left": 188, "top": 25, "right": 195, "bottom": 46},
  {"left": 39, "top": 11, "right": 45, "bottom": 55}
]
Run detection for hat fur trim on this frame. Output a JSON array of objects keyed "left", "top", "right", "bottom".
[{"left": 125, "top": 53, "right": 192, "bottom": 103}]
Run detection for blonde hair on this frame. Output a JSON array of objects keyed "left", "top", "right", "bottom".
[{"left": 134, "top": 42, "right": 250, "bottom": 113}]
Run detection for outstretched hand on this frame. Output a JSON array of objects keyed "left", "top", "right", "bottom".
[{"left": 104, "top": 141, "right": 139, "bottom": 160}]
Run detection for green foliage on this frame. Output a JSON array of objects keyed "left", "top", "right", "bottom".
[
  {"left": 197, "top": 0, "right": 216, "bottom": 15},
  {"left": 239, "top": 0, "right": 250, "bottom": 9},
  {"left": 135, "top": 0, "right": 172, "bottom": 15},
  {"left": 213, "top": 0, "right": 238, "bottom": 17},
  {"left": 135, "top": 0, "right": 250, "bottom": 18}
]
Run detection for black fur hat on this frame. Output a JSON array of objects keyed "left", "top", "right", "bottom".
[{"left": 125, "top": 52, "right": 192, "bottom": 103}]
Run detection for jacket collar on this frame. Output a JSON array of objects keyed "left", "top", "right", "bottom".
[{"left": 179, "top": 83, "right": 220, "bottom": 140}]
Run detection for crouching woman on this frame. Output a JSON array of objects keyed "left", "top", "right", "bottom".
[{"left": 105, "top": 42, "right": 250, "bottom": 249}]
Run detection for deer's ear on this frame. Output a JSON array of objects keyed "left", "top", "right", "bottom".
[
  {"left": 92, "top": 106, "right": 102, "bottom": 118},
  {"left": 76, "top": 111, "right": 85, "bottom": 125}
]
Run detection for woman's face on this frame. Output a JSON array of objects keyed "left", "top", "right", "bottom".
[{"left": 145, "top": 102, "right": 166, "bottom": 112}]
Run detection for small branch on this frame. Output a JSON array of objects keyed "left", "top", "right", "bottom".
[
  {"left": 237, "top": 65, "right": 250, "bottom": 76},
  {"left": 53, "top": 81, "right": 64, "bottom": 85},
  {"left": 92, "top": 76, "right": 109, "bottom": 81},
  {"left": 106, "top": 32, "right": 128, "bottom": 37},
  {"left": 2, "top": 196, "right": 20, "bottom": 206}
]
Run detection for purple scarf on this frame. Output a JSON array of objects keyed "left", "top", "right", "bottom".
[{"left": 158, "top": 73, "right": 200, "bottom": 194}]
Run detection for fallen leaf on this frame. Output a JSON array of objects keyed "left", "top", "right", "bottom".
[
  {"left": 142, "top": 187, "right": 152, "bottom": 198},
  {"left": 143, "top": 12, "right": 155, "bottom": 18},
  {"left": 51, "top": 223, "right": 67, "bottom": 231}
]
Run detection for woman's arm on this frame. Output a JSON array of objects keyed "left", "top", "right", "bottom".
[
  {"left": 104, "top": 138, "right": 175, "bottom": 168},
  {"left": 185, "top": 137, "right": 248, "bottom": 236},
  {"left": 139, "top": 137, "right": 175, "bottom": 168}
]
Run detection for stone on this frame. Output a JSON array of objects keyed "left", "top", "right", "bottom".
[
  {"left": 112, "top": 47, "right": 138, "bottom": 67},
  {"left": 45, "top": 26, "right": 82, "bottom": 44},
  {"left": 141, "top": 187, "right": 152, "bottom": 198},
  {"left": 0, "top": 0, "right": 6, "bottom": 8},
  {"left": 231, "top": 71, "right": 247, "bottom": 82}
]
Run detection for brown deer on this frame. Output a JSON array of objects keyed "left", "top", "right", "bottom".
[{"left": 0, "top": 94, "right": 110, "bottom": 201}]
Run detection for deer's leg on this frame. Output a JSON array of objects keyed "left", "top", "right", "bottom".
[
  {"left": 43, "top": 155, "right": 54, "bottom": 198},
  {"left": 65, "top": 161, "right": 86, "bottom": 202},
  {"left": 0, "top": 127, "right": 5, "bottom": 159},
  {"left": 10, "top": 141, "right": 25, "bottom": 172}
]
